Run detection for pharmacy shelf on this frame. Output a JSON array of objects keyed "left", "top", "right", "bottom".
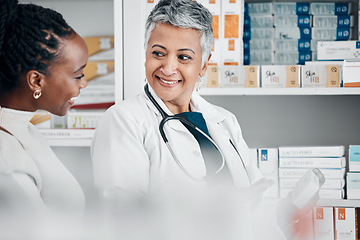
[
  {"left": 317, "top": 199, "right": 360, "bottom": 208},
  {"left": 39, "top": 129, "right": 95, "bottom": 147},
  {"left": 198, "top": 88, "right": 360, "bottom": 96}
]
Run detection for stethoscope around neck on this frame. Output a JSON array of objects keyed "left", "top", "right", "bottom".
[{"left": 144, "top": 84, "right": 249, "bottom": 182}]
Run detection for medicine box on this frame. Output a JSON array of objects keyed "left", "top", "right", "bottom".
[
  {"left": 279, "top": 157, "right": 346, "bottom": 169},
  {"left": 279, "top": 146, "right": 345, "bottom": 157},
  {"left": 83, "top": 61, "right": 115, "bottom": 82},
  {"left": 301, "top": 64, "right": 341, "bottom": 88},
  {"left": 346, "top": 172, "right": 360, "bottom": 199},
  {"left": 205, "top": 65, "right": 220, "bottom": 88},
  {"left": 334, "top": 208, "right": 359, "bottom": 240},
  {"left": 280, "top": 188, "right": 344, "bottom": 199},
  {"left": 313, "top": 207, "right": 335, "bottom": 240},
  {"left": 261, "top": 65, "right": 300, "bottom": 88},
  {"left": 275, "top": 39, "right": 311, "bottom": 52},
  {"left": 220, "top": 65, "right": 259, "bottom": 88},
  {"left": 274, "top": 51, "right": 312, "bottom": 65},
  {"left": 318, "top": 41, "right": 360, "bottom": 61},
  {"left": 279, "top": 168, "right": 345, "bottom": 179},
  {"left": 83, "top": 36, "right": 114, "bottom": 61},
  {"left": 313, "top": 15, "right": 354, "bottom": 28},
  {"left": 247, "top": 2, "right": 272, "bottom": 15},
  {"left": 221, "top": 0, "right": 242, "bottom": 65},
  {"left": 67, "top": 110, "right": 105, "bottom": 129},
  {"left": 312, "top": 27, "right": 351, "bottom": 41},
  {"left": 349, "top": 145, "right": 360, "bottom": 172},
  {"left": 280, "top": 178, "right": 344, "bottom": 189},
  {"left": 249, "top": 50, "right": 274, "bottom": 65},
  {"left": 275, "top": 27, "right": 311, "bottom": 40},
  {"left": 257, "top": 148, "right": 279, "bottom": 198},
  {"left": 249, "top": 15, "right": 273, "bottom": 28},
  {"left": 310, "top": 2, "right": 350, "bottom": 15},
  {"left": 274, "top": 15, "right": 311, "bottom": 28},
  {"left": 250, "top": 39, "right": 274, "bottom": 51},
  {"left": 251, "top": 28, "right": 274, "bottom": 39},
  {"left": 273, "top": 2, "right": 310, "bottom": 15},
  {"left": 343, "top": 60, "right": 360, "bottom": 87}
]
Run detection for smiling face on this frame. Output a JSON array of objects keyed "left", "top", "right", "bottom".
[
  {"left": 38, "top": 33, "right": 88, "bottom": 116},
  {"left": 145, "top": 23, "right": 209, "bottom": 114}
]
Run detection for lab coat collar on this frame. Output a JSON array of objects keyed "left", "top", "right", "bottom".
[{"left": 143, "top": 84, "right": 226, "bottom": 131}]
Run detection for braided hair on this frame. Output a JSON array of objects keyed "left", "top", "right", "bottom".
[{"left": 0, "top": 0, "right": 75, "bottom": 93}]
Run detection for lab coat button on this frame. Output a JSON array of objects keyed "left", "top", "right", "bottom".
[{"left": 194, "top": 151, "right": 201, "bottom": 157}]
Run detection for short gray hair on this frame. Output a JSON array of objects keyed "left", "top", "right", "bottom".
[{"left": 144, "top": 0, "right": 213, "bottom": 67}]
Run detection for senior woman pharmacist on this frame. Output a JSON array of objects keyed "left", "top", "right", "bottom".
[{"left": 92, "top": 0, "right": 263, "bottom": 196}]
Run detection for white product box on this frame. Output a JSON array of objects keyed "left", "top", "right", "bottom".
[
  {"left": 312, "top": 28, "right": 351, "bottom": 41},
  {"left": 310, "top": 2, "right": 350, "bottom": 15},
  {"left": 343, "top": 60, "right": 360, "bottom": 87},
  {"left": 251, "top": 28, "right": 275, "bottom": 39},
  {"left": 261, "top": 65, "right": 300, "bottom": 88},
  {"left": 280, "top": 178, "right": 344, "bottom": 189},
  {"left": 220, "top": 65, "right": 259, "bottom": 88},
  {"left": 249, "top": 50, "right": 274, "bottom": 65},
  {"left": 279, "top": 157, "right": 346, "bottom": 169},
  {"left": 349, "top": 145, "right": 360, "bottom": 171},
  {"left": 273, "top": 2, "right": 310, "bottom": 15},
  {"left": 275, "top": 27, "right": 311, "bottom": 40},
  {"left": 279, "top": 168, "right": 345, "bottom": 179},
  {"left": 313, "top": 15, "right": 354, "bottom": 28},
  {"left": 280, "top": 188, "right": 344, "bottom": 199},
  {"left": 301, "top": 64, "right": 341, "bottom": 88},
  {"left": 257, "top": 148, "right": 279, "bottom": 198},
  {"left": 274, "top": 15, "right": 311, "bottom": 28},
  {"left": 347, "top": 172, "right": 360, "bottom": 199},
  {"left": 247, "top": 2, "right": 272, "bottom": 15},
  {"left": 274, "top": 52, "right": 298, "bottom": 65},
  {"left": 67, "top": 110, "right": 105, "bottom": 129},
  {"left": 221, "top": 0, "right": 243, "bottom": 65},
  {"left": 39, "top": 129, "right": 95, "bottom": 139},
  {"left": 249, "top": 15, "right": 273, "bottom": 28},
  {"left": 279, "top": 146, "right": 345, "bottom": 157},
  {"left": 334, "top": 208, "right": 359, "bottom": 240},
  {"left": 313, "top": 207, "right": 335, "bottom": 240},
  {"left": 250, "top": 39, "right": 274, "bottom": 51},
  {"left": 318, "top": 41, "right": 360, "bottom": 61},
  {"left": 275, "top": 39, "right": 311, "bottom": 52}
]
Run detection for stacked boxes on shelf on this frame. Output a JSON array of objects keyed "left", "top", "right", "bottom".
[
  {"left": 256, "top": 148, "right": 279, "bottom": 198},
  {"left": 278, "top": 146, "right": 346, "bottom": 199},
  {"left": 244, "top": 2, "right": 274, "bottom": 65},
  {"left": 313, "top": 207, "right": 360, "bottom": 240},
  {"left": 64, "top": 36, "right": 115, "bottom": 129},
  {"left": 346, "top": 145, "right": 360, "bottom": 199},
  {"left": 273, "top": 2, "right": 312, "bottom": 65}
]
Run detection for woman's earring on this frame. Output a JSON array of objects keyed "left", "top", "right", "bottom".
[
  {"left": 196, "top": 79, "right": 202, "bottom": 91},
  {"left": 33, "top": 89, "right": 42, "bottom": 99}
]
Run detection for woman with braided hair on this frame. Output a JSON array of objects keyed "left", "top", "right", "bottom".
[{"left": 0, "top": 0, "right": 88, "bottom": 217}]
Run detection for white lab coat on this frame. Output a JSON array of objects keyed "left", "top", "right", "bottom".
[{"left": 92, "top": 85, "right": 262, "bottom": 195}]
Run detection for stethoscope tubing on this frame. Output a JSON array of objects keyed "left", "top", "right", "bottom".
[{"left": 144, "top": 84, "right": 249, "bottom": 182}]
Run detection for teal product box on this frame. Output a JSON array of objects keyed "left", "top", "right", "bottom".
[
  {"left": 313, "top": 15, "right": 353, "bottom": 28},
  {"left": 250, "top": 15, "right": 273, "bottom": 28},
  {"left": 274, "top": 15, "right": 311, "bottom": 28},
  {"left": 312, "top": 27, "right": 351, "bottom": 41},
  {"left": 349, "top": 145, "right": 360, "bottom": 172},
  {"left": 275, "top": 39, "right": 311, "bottom": 52},
  {"left": 273, "top": 2, "right": 310, "bottom": 15},
  {"left": 310, "top": 2, "right": 350, "bottom": 15}
]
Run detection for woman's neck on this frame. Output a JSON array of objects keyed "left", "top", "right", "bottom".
[{"left": 164, "top": 101, "right": 191, "bottom": 114}]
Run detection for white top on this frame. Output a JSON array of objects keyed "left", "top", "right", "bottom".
[
  {"left": 0, "top": 107, "right": 84, "bottom": 215},
  {"left": 92, "top": 85, "right": 262, "bottom": 196}
]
